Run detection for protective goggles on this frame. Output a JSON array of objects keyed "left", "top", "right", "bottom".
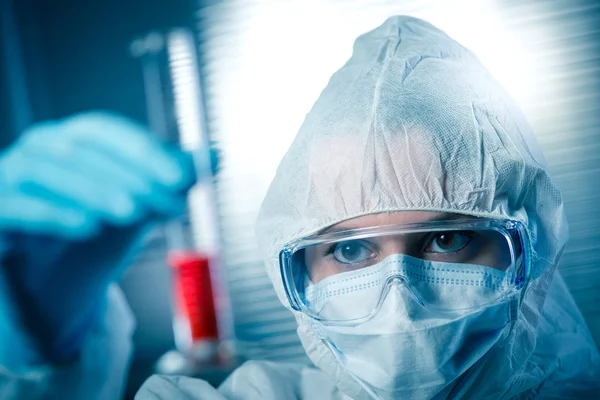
[{"left": 279, "top": 218, "right": 529, "bottom": 324}]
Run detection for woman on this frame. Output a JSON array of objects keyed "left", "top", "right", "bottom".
[
  {"left": 140, "top": 15, "right": 600, "bottom": 399},
  {"left": 1, "top": 15, "right": 599, "bottom": 400}
]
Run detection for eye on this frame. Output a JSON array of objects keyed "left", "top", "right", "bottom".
[
  {"left": 331, "top": 240, "right": 376, "bottom": 265},
  {"left": 425, "top": 232, "right": 471, "bottom": 253}
]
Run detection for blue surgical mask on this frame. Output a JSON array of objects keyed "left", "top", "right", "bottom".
[{"left": 305, "top": 254, "right": 518, "bottom": 400}]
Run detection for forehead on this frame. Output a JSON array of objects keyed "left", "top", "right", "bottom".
[{"left": 321, "top": 211, "right": 478, "bottom": 234}]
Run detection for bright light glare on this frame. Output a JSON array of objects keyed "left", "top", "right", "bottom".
[{"left": 210, "top": 0, "right": 550, "bottom": 188}]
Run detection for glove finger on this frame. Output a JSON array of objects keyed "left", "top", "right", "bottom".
[
  {"left": 0, "top": 193, "right": 98, "bottom": 239},
  {"left": 4, "top": 153, "right": 140, "bottom": 225},
  {"left": 23, "top": 141, "right": 188, "bottom": 217},
  {"left": 59, "top": 112, "right": 197, "bottom": 189}
]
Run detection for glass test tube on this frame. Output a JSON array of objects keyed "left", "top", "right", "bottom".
[{"left": 131, "top": 29, "right": 234, "bottom": 363}]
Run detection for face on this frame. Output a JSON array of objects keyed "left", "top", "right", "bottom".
[{"left": 304, "top": 211, "right": 513, "bottom": 283}]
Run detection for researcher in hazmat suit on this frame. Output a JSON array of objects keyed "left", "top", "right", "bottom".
[
  {"left": 139, "top": 15, "right": 600, "bottom": 399},
  {"left": 1, "top": 15, "right": 600, "bottom": 400}
]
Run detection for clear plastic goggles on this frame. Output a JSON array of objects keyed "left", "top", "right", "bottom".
[{"left": 279, "top": 218, "right": 529, "bottom": 324}]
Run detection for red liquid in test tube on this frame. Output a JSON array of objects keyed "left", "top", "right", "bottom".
[{"left": 169, "top": 250, "right": 219, "bottom": 356}]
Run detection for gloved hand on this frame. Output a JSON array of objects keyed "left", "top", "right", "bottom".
[{"left": 0, "top": 111, "right": 207, "bottom": 364}]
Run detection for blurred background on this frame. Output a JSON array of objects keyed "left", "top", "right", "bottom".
[{"left": 1, "top": 0, "right": 599, "bottom": 398}]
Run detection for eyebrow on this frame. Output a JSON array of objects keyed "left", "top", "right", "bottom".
[{"left": 319, "top": 213, "right": 475, "bottom": 234}]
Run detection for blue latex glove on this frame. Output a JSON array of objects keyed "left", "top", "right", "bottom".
[{"left": 0, "top": 111, "right": 205, "bottom": 365}]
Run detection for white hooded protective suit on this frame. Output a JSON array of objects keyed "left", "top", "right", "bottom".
[{"left": 250, "top": 15, "right": 600, "bottom": 399}]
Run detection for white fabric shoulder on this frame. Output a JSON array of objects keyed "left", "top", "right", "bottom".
[
  {"left": 136, "top": 375, "right": 226, "bottom": 400},
  {"left": 137, "top": 360, "right": 350, "bottom": 400},
  {"left": 530, "top": 272, "right": 600, "bottom": 397}
]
